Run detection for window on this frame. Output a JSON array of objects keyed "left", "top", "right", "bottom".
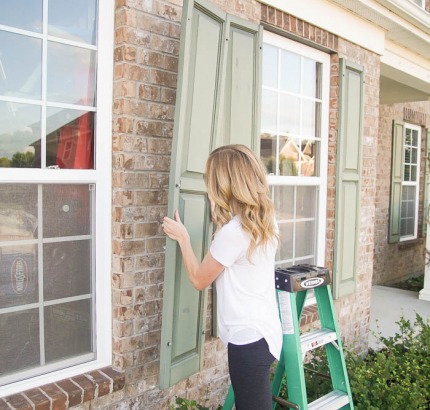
[
  {"left": 0, "top": 0, "right": 113, "bottom": 395},
  {"left": 261, "top": 32, "right": 330, "bottom": 269},
  {"left": 409, "top": 0, "right": 425, "bottom": 9},
  {"left": 401, "top": 124, "right": 421, "bottom": 240}
]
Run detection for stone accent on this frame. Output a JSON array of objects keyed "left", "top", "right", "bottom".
[{"left": 373, "top": 102, "right": 430, "bottom": 286}]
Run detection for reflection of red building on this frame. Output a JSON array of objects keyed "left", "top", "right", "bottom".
[
  {"left": 32, "top": 111, "right": 94, "bottom": 169},
  {"left": 56, "top": 112, "right": 93, "bottom": 169}
]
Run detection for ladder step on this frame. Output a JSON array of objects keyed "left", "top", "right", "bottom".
[
  {"left": 300, "top": 328, "right": 337, "bottom": 354},
  {"left": 308, "top": 390, "right": 350, "bottom": 410}
]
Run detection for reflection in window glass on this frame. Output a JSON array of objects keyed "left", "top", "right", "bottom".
[
  {"left": 260, "top": 134, "right": 277, "bottom": 174},
  {"left": 0, "top": 32, "right": 42, "bottom": 100},
  {"left": 272, "top": 185, "right": 317, "bottom": 267},
  {"left": 47, "top": 42, "right": 96, "bottom": 106},
  {"left": 280, "top": 49, "right": 300, "bottom": 94},
  {"left": 49, "top": 0, "right": 97, "bottom": 45},
  {"left": 45, "top": 108, "right": 94, "bottom": 169},
  {"left": 279, "top": 94, "right": 300, "bottom": 135},
  {"left": 261, "top": 89, "right": 277, "bottom": 133},
  {"left": 0, "top": 0, "right": 42, "bottom": 32},
  {"left": 262, "top": 44, "right": 278, "bottom": 88},
  {"left": 0, "top": 102, "right": 41, "bottom": 168}
]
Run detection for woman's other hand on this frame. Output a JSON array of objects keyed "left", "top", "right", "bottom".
[{"left": 163, "top": 210, "right": 189, "bottom": 244}]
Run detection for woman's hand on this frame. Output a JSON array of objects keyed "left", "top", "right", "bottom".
[{"left": 163, "top": 210, "right": 189, "bottom": 244}]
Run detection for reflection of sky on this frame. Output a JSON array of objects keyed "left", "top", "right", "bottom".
[
  {"left": 0, "top": 0, "right": 97, "bottom": 45},
  {"left": 0, "top": 1, "right": 42, "bottom": 32},
  {"left": 0, "top": 102, "right": 40, "bottom": 158}
]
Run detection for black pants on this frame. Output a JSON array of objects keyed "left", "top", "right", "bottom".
[{"left": 228, "top": 338, "right": 275, "bottom": 410}]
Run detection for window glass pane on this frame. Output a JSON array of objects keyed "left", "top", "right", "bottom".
[
  {"left": 280, "top": 50, "right": 300, "bottom": 94},
  {"left": 302, "top": 100, "right": 321, "bottom": 139},
  {"left": 48, "top": 0, "right": 97, "bottom": 45},
  {"left": 261, "top": 89, "right": 277, "bottom": 133},
  {"left": 44, "top": 241, "right": 91, "bottom": 300},
  {"left": 273, "top": 185, "right": 295, "bottom": 221},
  {"left": 43, "top": 184, "right": 91, "bottom": 237},
  {"left": 411, "top": 129, "right": 418, "bottom": 146},
  {"left": 295, "top": 220, "right": 316, "bottom": 258},
  {"left": 0, "top": 309, "right": 40, "bottom": 376},
  {"left": 0, "top": 1, "right": 42, "bottom": 32},
  {"left": 44, "top": 299, "right": 93, "bottom": 363},
  {"left": 303, "top": 58, "right": 321, "bottom": 98},
  {"left": 0, "top": 102, "right": 41, "bottom": 168},
  {"left": 273, "top": 185, "right": 318, "bottom": 264},
  {"left": 47, "top": 42, "right": 96, "bottom": 106},
  {"left": 296, "top": 186, "right": 316, "bottom": 218},
  {"left": 0, "top": 32, "right": 42, "bottom": 99},
  {"left": 278, "top": 222, "right": 293, "bottom": 261},
  {"left": 411, "top": 147, "right": 418, "bottom": 166},
  {"left": 0, "top": 184, "right": 38, "bottom": 309},
  {"left": 280, "top": 94, "right": 300, "bottom": 135},
  {"left": 279, "top": 137, "right": 300, "bottom": 176},
  {"left": 45, "top": 108, "right": 94, "bottom": 169},
  {"left": 262, "top": 44, "right": 277, "bottom": 88},
  {"left": 260, "top": 133, "right": 277, "bottom": 175}
]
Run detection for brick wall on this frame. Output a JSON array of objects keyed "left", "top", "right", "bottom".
[
  {"left": 0, "top": 1, "right": 389, "bottom": 408},
  {"left": 373, "top": 102, "right": 430, "bottom": 285}
]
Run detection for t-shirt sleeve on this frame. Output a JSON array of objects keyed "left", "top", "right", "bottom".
[{"left": 210, "top": 222, "right": 247, "bottom": 268}]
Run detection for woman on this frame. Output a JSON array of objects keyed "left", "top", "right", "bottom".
[{"left": 163, "top": 144, "right": 282, "bottom": 409}]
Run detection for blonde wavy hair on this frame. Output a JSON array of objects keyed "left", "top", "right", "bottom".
[{"left": 205, "top": 144, "right": 277, "bottom": 257}]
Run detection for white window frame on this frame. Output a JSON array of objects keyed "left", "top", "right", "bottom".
[
  {"left": 0, "top": 0, "right": 114, "bottom": 396},
  {"left": 262, "top": 31, "right": 330, "bottom": 269},
  {"left": 400, "top": 123, "right": 421, "bottom": 241}
]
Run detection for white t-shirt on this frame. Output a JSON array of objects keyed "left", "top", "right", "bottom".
[{"left": 210, "top": 216, "right": 283, "bottom": 360}]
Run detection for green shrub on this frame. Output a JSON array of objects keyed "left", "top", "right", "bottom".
[{"left": 346, "top": 314, "right": 430, "bottom": 409}]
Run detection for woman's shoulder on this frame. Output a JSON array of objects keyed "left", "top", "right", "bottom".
[{"left": 216, "top": 216, "right": 248, "bottom": 239}]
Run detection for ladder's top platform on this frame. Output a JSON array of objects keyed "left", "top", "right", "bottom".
[{"left": 275, "top": 264, "right": 331, "bottom": 292}]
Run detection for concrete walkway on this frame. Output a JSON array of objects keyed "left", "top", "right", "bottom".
[{"left": 369, "top": 285, "right": 430, "bottom": 350}]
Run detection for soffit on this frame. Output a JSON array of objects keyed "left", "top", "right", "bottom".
[{"left": 327, "top": 0, "right": 430, "bottom": 59}]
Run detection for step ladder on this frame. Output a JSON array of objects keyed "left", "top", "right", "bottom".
[
  {"left": 271, "top": 264, "right": 354, "bottom": 410},
  {"left": 223, "top": 264, "right": 354, "bottom": 410}
]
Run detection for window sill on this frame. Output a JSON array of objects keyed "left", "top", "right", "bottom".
[
  {"left": 398, "top": 237, "right": 424, "bottom": 249},
  {"left": 0, "top": 367, "right": 125, "bottom": 410}
]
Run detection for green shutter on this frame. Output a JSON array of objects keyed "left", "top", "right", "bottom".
[
  {"left": 160, "top": 0, "right": 261, "bottom": 388},
  {"left": 422, "top": 129, "right": 430, "bottom": 236},
  {"left": 221, "top": 15, "right": 262, "bottom": 150},
  {"left": 389, "top": 121, "right": 404, "bottom": 243},
  {"left": 333, "top": 59, "right": 364, "bottom": 299}
]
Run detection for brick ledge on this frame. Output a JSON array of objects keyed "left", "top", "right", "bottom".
[{"left": 0, "top": 367, "right": 125, "bottom": 410}]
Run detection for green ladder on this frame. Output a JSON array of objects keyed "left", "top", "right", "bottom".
[
  {"left": 271, "top": 264, "right": 354, "bottom": 410},
  {"left": 223, "top": 264, "right": 354, "bottom": 410}
]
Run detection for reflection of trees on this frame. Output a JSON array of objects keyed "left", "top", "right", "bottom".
[
  {"left": 11, "top": 151, "right": 34, "bottom": 167},
  {"left": 0, "top": 157, "right": 10, "bottom": 167}
]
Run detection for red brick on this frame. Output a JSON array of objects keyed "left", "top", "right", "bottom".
[
  {"left": 0, "top": 399, "right": 10, "bottom": 410},
  {"left": 71, "top": 375, "right": 96, "bottom": 403},
  {"left": 99, "top": 367, "right": 126, "bottom": 392},
  {"left": 87, "top": 371, "right": 111, "bottom": 397},
  {"left": 39, "top": 384, "right": 67, "bottom": 410},
  {"left": 23, "top": 389, "right": 50, "bottom": 410},
  {"left": 56, "top": 379, "right": 83, "bottom": 408},
  {"left": 4, "top": 394, "right": 32, "bottom": 410}
]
